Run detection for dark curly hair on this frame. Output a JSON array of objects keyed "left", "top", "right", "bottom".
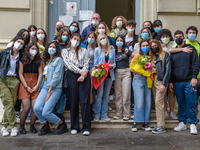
[
  {"left": 43, "top": 41, "right": 61, "bottom": 63},
  {"left": 114, "top": 35, "right": 126, "bottom": 52},
  {"left": 11, "top": 29, "right": 30, "bottom": 45},
  {"left": 21, "top": 43, "right": 42, "bottom": 67},
  {"left": 186, "top": 26, "right": 198, "bottom": 35},
  {"left": 158, "top": 29, "right": 172, "bottom": 39}
]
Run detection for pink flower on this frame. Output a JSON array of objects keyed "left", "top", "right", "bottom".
[
  {"left": 95, "top": 69, "right": 98, "bottom": 73},
  {"left": 144, "top": 62, "right": 151, "bottom": 68},
  {"left": 146, "top": 68, "right": 153, "bottom": 73}
]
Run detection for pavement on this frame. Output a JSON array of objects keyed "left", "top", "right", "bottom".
[{"left": 0, "top": 129, "right": 200, "bottom": 150}]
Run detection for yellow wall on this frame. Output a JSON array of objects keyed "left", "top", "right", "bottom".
[
  {"left": 140, "top": 0, "right": 200, "bottom": 39},
  {"left": 0, "top": 0, "right": 48, "bottom": 48}
]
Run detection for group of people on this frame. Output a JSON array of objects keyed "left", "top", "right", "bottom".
[{"left": 0, "top": 12, "right": 199, "bottom": 137}]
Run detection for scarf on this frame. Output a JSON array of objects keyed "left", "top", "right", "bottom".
[
  {"left": 115, "top": 27, "right": 126, "bottom": 36},
  {"left": 37, "top": 42, "right": 45, "bottom": 55}
]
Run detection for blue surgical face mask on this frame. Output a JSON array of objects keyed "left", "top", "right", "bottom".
[
  {"left": 87, "top": 38, "right": 95, "bottom": 44},
  {"left": 142, "top": 47, "right": 150, "bottom": 53},
  {"left": 70, "top": 26, "right": 78, "bottom": 33},
  {"left": 188, "top": 34, "right": 196, "bottom": 41},
  {"left": 141, "top": 33, "right": 149, "bottom": 40},
  {"left": 48, "top": 48, "right": 56, "bottom": 55},
  {"left": 116, "top": 42, "right": 124, "bottom": 48},
  {"left": 154, "top": 27, "right": 162, "bottom": 33},
  {"left": 61, "top": 36, "right": 68, "bottom": 42}
]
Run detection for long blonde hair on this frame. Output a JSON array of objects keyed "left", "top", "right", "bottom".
[
  {"left": 138, "top": 27, "right": 152, "bottom": 45},
  {"left": 111, "top": 16, "right": 127, "bottom": 29},
  {"left": 96, "top": 34, "right": 111, "bottom": 55},
  {"left": 95, "top": 22, "right": 110, "bottom": 37},
  {"left": 150, "top": 39, "right": 165, "bottom": 62}
]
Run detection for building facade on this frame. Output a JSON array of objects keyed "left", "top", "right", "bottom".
[{"left": 0, "top": 0, "right": 200, "bottom": 47}]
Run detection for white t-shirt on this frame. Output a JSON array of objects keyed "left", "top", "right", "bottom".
[{"left": 125, "top": 35, "right": 133, "bottom": 52}]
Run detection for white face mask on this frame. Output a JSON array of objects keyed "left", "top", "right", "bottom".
[
  {"left": 161, "top": 37, "right": 170, "bottom": 44},
  {"left": 29, "top": 49, "right": 38, "bottom": 56},
  {"left": 98, "top": 29, "right": 105, "bottom": 35},
  {"left": 91, "top": 20, "right": 99, "bottom": 26},
  {"left": 116, "top": 21, "right": 123, "bottom": 27},
  {"left": 71, "top": 40, "right": 79, "bottom": 47},
  {"left": 128, "top": 28, "right": 134, "bottom": 34},
  {"left": 100, "top": 39, "right": 107, "bottom": 46},
  {"left": 30, "top": 31, "right": 35, "bottom": 37},
  {"left": 14, "top": 42, "right": 23, "bottom": 50},
  {"left": 37, "top": 34, "right": 45, "bottom": 41}
]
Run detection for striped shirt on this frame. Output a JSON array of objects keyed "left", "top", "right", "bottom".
[{"left": 61, "top": 47, "right": 89, "bottom": 74}]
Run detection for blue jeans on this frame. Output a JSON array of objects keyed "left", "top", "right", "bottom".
[
  {"left": 133, "top": 74, "right": 151, "bottom": 122},
  {"left": 34, "top": 82, "right": 62, "bottom": 124},
  {"left": 94, "top": 78, "right": 112, "bottom": 118},
  {"left": 173, "top": 82, "right": 199, "bottom": 125}
]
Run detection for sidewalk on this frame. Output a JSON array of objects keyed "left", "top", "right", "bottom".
[{"left": 0, "top": 129, "right": 200, "bottom": 150}]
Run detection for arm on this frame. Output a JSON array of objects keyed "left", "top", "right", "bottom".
[
  {"left": 32, "top": 62, "right": 43, "bottom": 92},
  {"left": 161, "top": 53, "right": 171, "bottom": 87},
  {"left": 80, "top": 48, "right": 89, "bottom": 73},
  {"left": 61, "top": 49, "right": 82, "bottom": 74},
  {"left": 190, "top": 48, "right": 199, "bottom": 87},
  {"left": 169, "top": 46, "right": 193, "bottom": 54},
  {"left": 49, "top": 58, "right": 64, "bottom": 87},
  {"left": 109, "top": 49, "right": 116, "bottom": 69}
]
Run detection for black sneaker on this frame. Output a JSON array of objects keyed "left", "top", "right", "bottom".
[
  {"left": 54, "top": 122, "right": 68, "bottom": 135},
  {"left": 131, "top": 123, "right": 138, "bottom": 132},
  {"left": 152, "top": 126, "right": 166, "bottom": 134},
  {"left": 38, "top": 122, "right": 50, "bottom": 136},
  {"left": 142, "top": 123, "right": 152, "bottom": 131},
  {"left": 65, "top": 105, "right": 70, "bottom": 110}
]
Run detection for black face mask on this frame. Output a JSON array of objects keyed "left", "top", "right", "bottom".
[
  {"left": 22, "top": 35, "right": 28, "bottom": 43},
  {"left": 175, "top": 38, "right": 183, "bottom": 45},
  {"left": 56, "top": 26, "right": 63, "bottom": 32},
  {"left": 147, "top": 27, "right": 151, "bottom": 31},
  {"left": 151, "top": 47, "right": 159, "bottom": 54}
]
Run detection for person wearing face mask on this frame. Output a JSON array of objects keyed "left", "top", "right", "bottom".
[
  {"left": 57, "top": 28, "right": 69, "bottom": 50},
  {"left": 149, "top": 40, "right": 171, "bottom": 134},
  {"left": 95, "top": 22, "right": 115, "bottom": 46},
  {"left": 62, "top": 33, "right": 91, "bottom": 136},
  {"left": 129, "top": 40, "right": 152, "bottom": 132},
  {"left": 143, "top": 21, "right": 157, "bottom": 39},
  {"left": 0, "top": 37, "right": 25, "bottom": 137},
  {"left": 93, "top": 34, "right": 116, "bottom": 122},
  {"left": 34, "top": 41, "right": 68, "bottom": 136},
  {"left": 110, "top": 16, "right": 127, "bottom": 40},
  {"left": 157, "top": 29, "right": 177, "bottom": 119},
  {"left": 80, "top": 31, "right": 97, "bottom": 120},
  {"left": 169, "top": 30, "right": 199, "bottom": 135},
  {"left": 54, "top": 21, "right": 64, "bottom": 40},
  {"left": 32, "top": 28, "right": 49, "bottom": 56},
  {"left": 28, "top": 25, "right": 37, "bottom": 43},
  {"left": 69, "top": 21, "right": 80, "bottom": 38},
  {"left": 113, "top": 35, "right": 134, "bottom": 121},
  {"left": 133, "top": 27, "right": 153, "bottom": 55},
  {"left": 18, "top": 43, "right": 43, "bottom": 134},
  {"left": 81, "top": 13, "right": 101, "bottom": 41}
]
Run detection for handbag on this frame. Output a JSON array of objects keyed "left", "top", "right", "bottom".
[{"left": 62, "top": 71, "right": 68, "bottom": 94}]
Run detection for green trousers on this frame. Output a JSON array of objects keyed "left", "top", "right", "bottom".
[{"left": 0, "top": 76, "right": 19, "bottom": 128}]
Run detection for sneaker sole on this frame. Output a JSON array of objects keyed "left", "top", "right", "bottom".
[
  {"left": 54, "top": 128, "right": 68, "bottom": 135},
  {"left": 10, "top": 133, "right": 18, "bottom": 137},
  {"left": 131, "top": 129, "right": 138, "bottom": 132},
  {"left": 190, "top": 132, "right": 198, "bottom": 135},
  {"left": 2, "top": 134, "right": 9, "bottom": 137},
  {"left": 152, "top": 131, "right": 166, "bottom": 134},
  {"left": 142, "top": 127, "right": 152, "bottom": 131},
  {"left": 174, "top": 128, "right": 187, "bottom": 132},
  {"left": 38, "top": 130, "right": 50, "bottom": 136}
]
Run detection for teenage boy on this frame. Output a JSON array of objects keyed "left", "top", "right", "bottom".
[{"left": 169, "top": 30, "right": 199, "bottom": 135}]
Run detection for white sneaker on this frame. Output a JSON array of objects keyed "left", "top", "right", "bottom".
[
  {"left": 101, "top": 116, "right": 111, "bottom": 122},
  {"left": 170, "top": 112, "right": 178, "bottom": 119},
  {"left": 174, "top": 122, "right": 187, "bottom": 131},
  {"left": 1, "top": 127, "right": 9, "bottom": 137},
  {"left": 190, "top": 124, "right": 198, "bottom": 135},
  {"left": 165, "top": 111, "right": 169, "bottom": 119},
  {"left": 71, "top": 130, "right": 77, "bottom": 135},
  {"left": 123, "top": 116, "right": 129, "bottom": 121},
  {"left": 83, "top": 131, "right": 90, "bottom": 136},
  {"left": 10, "top": 127, "right": 18, "bottom": 137}
]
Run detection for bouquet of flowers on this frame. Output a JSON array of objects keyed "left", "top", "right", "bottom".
[
  {"left": 90, "top": 62, "right": 111, "bottom": 89},
  {"left": 130, "top": 55, "right": 154, "bottom": 88}
]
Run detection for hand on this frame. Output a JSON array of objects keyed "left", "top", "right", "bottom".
[
  {"left": 27, "top": 87, "right": 33, "bottom": 93},
  {"left": 169, "top": 83, "right": 174, "bottom": 92},
  {"left": 190, "top": 78, "right": 197, "bottom": 87},
  {"left": 182, "top": 46, "right": 193, "bottom": 53},
  {"left": 32, "top": 86, "right": 38, "bottom": 92},
  {"left": 110, "top": 45, "right": 114, "bottom": 49},
  {"left": 45, "top": 92, "right": 51, "bottom": 103},
  {"left": 81, "top": 70, "right": 87, "bottom": 78},
  {"left": 159, "top": 85, "right": 166, "bottom": 94},
  {"left": 125, "top": 48, "right": 128, "bottom": 54},
  {"left": 109, "top": 64, "right": 113, "bottom": 69},
  {"left": 77, "top": 76, "right": 85, "bottom": 82}
]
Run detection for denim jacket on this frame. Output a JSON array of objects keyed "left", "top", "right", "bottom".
[
  {"left": 94, "top": 47, "right": 116, "bottom": 81},
  {"left": 45, "top": 57, "right": 64, "bottom": 89}
]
